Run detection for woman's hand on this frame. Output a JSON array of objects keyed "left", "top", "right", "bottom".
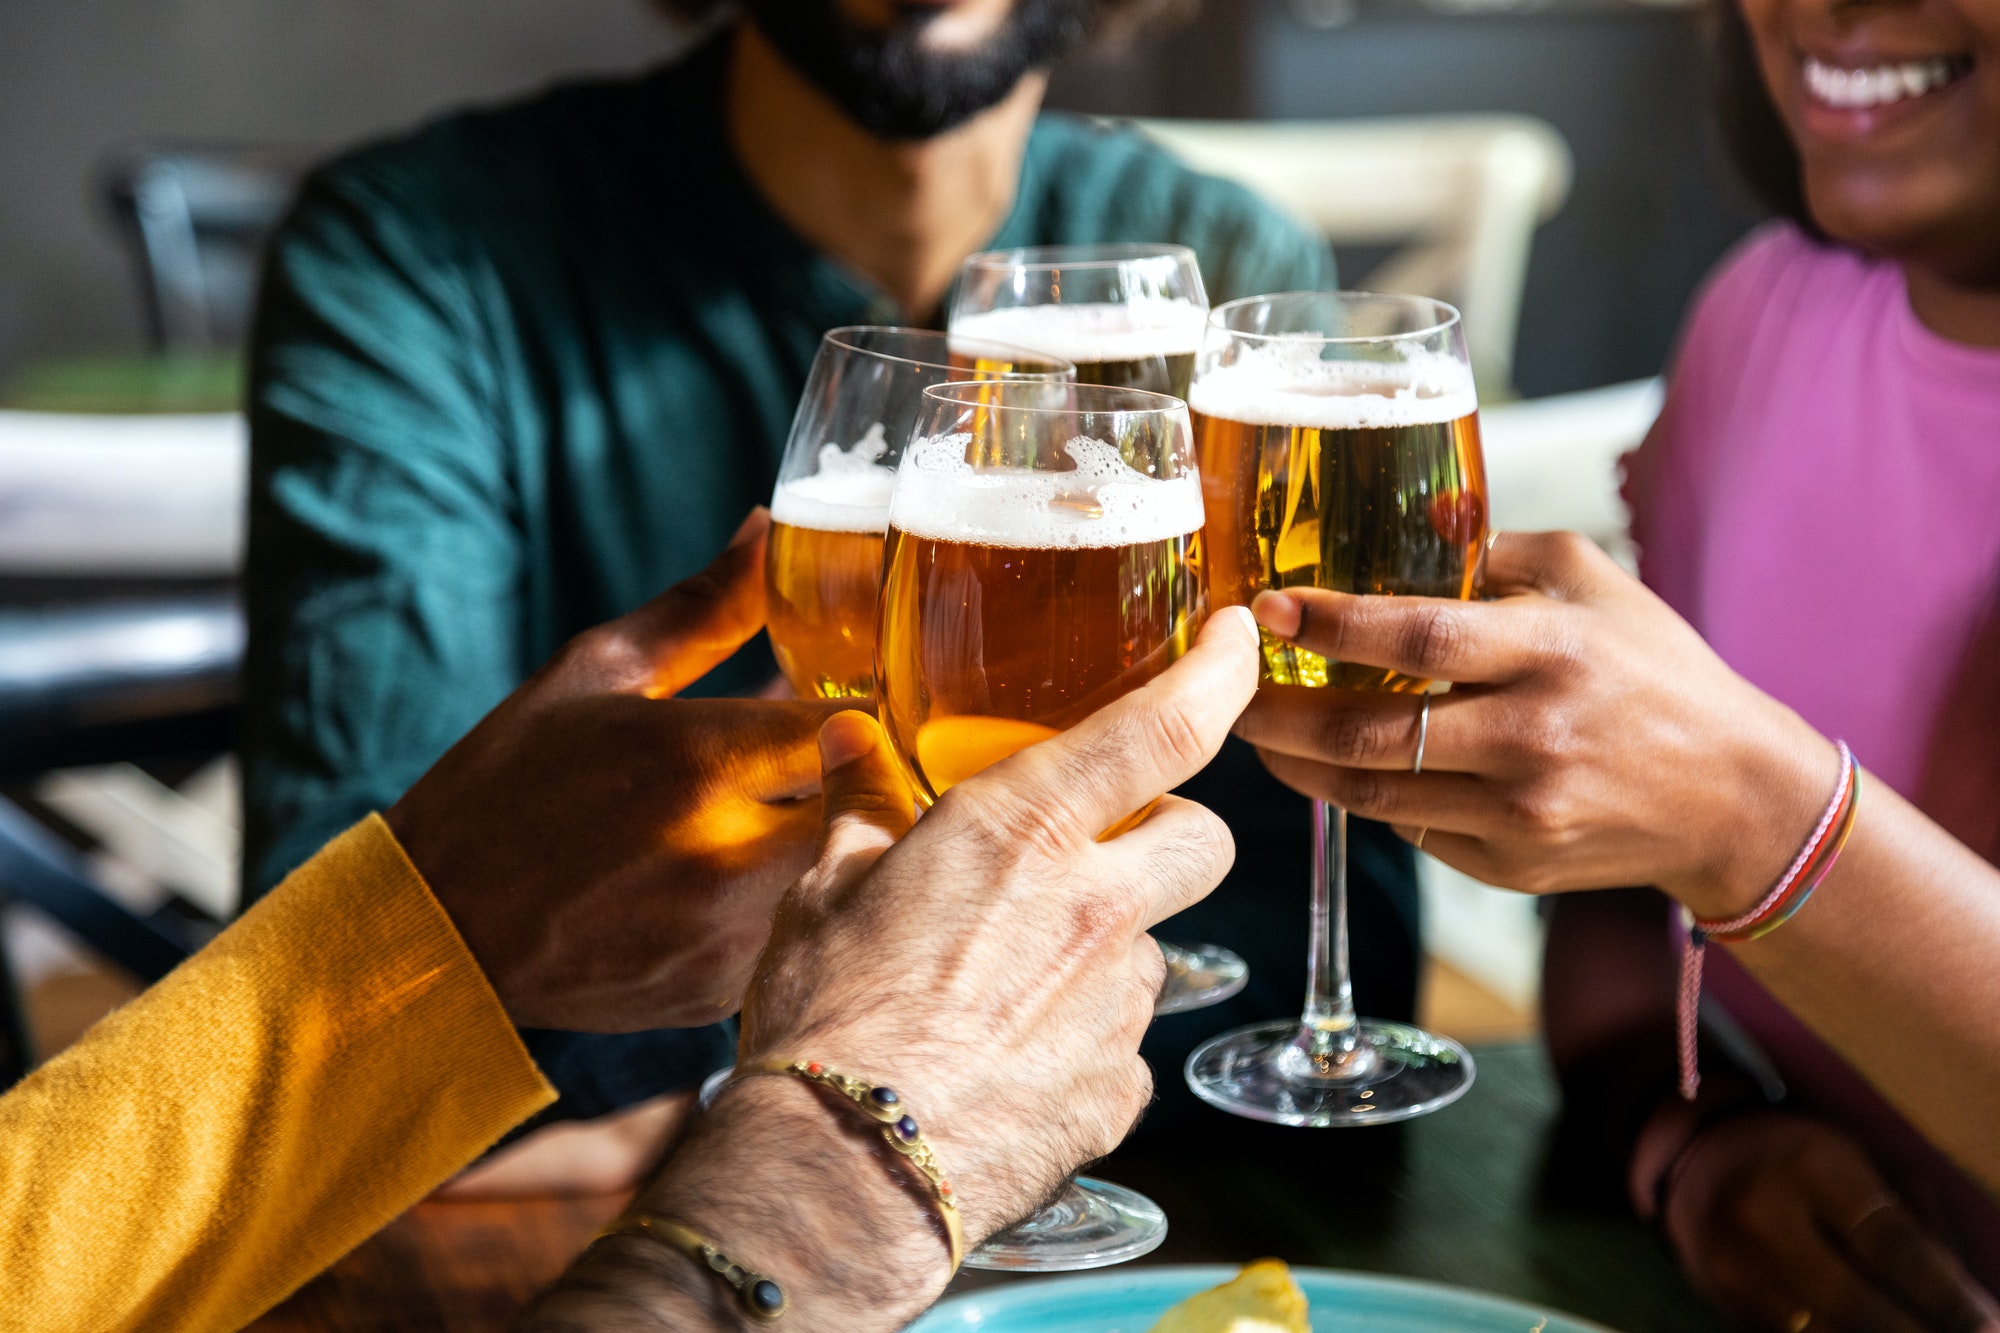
[
  {"left": 1232, "top": 531, "right": 1837, "bottom": 919},
  {"left": 386, "top": 509, "right": 845, "bottom": 1033},
  {"left": 1663, "top": 1112, "right": 1999, "bottom": 1333}
]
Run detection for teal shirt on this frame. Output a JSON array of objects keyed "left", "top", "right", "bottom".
[{"left": 246, "top": 35, "right": 1413, "bottom": 1123}]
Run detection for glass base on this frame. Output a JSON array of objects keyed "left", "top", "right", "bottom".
[
  {"left": 1155, "top": 941, "right": 1249, "bottom": 1016},
  {"left": 962, "top": 1176, "right": 1167, "bottom": 1272},
  {"left": 1184, "top": 1018, "right": 1475, "bottom": 1127}
]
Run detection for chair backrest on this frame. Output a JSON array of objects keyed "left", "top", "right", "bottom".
[
  {"left": 101, "top": 145, "right": 310, "bottom": 352},
  {"left": 1133, "top": 115, "right": 1572, "bottom": 399}
]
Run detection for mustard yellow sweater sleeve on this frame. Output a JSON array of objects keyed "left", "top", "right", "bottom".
[{"left": 0, "top": 814, "right": 556, "bottom": 1333}]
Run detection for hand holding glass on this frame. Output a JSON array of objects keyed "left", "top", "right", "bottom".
[
  {"left": 876, "top": 379, "right": 1203, "bottom": 1270},
  {"left": 1184, "top": 291, "right": 1487, "bottom": 1127}
]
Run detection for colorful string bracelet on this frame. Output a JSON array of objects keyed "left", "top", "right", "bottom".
[
  {"left": 1676, "top": 740, "right": 1859, "bottom": 1099},
  {"left": 738, "top": 1058, "right": 965, "bottom": 1272}
]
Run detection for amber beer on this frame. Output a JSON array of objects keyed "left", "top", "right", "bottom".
[
  {"left": 1191, "top": 364, "right": 1487, "bottom": 693},
  {"left": 766, "top": 460, "right": 895, "bottom": 699},
  {"left": 951, "top": 301, "right": 1206, "bottom": 398},
  {"left": 875, "top": 435, "right": 1207, "bottom": 805}
]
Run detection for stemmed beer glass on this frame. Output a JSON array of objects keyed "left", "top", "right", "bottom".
[
  {"left": 1184, "top": 292, "right": 1487, "bottom": 1126},
  {"left": 766, "top": 327, "right": 1071, "bottom": 701},
  {"left": 876, "top": 379, "right": 1206, "bottom": 1270},
  {"left": 948, "top": 243, "right": 1246, "bottom": 1014}
]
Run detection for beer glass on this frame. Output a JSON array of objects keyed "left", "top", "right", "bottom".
[
  {"left": 1184, "top": 292, "right": 1485, "bottom": 1127},
  {"left": 950, "top": 243, "right": 1209, "bottom": 398},
  {"left": 949, "top": 245, "right": 1247, "bottom": 1014},
  {"left": 767, "top": 327, "right": 1070, "bottom": 701},
  {"left": 878, "top": 380, "right": 1202, "bottom": 1271}
]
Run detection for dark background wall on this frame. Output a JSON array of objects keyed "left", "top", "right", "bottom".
[
  {"left": 0, "top": 0, "right": 1763, "bottom": 395},
  {"left": 0, "top": 0, "right": 689, "bottom": 375}
]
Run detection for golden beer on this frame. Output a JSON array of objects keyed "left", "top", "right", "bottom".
[
  {"left": 766, "top": 450, "right": 896, "bottom": 699},
  {"left": 875, "top": 431, "right": 1207, "bottom": 806},
  {"left": 766, "top": 520, "right": 886, "bottom": 699},
  {"left": 766, "top": 334, "right": 1071, "bottom": 700},
  {"left": 1191, "top": 369, "right": 1487, "bottom": 693}
]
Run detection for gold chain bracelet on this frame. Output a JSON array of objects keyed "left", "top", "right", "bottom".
[
  {"left": 737, "top": 1058, "right": 965, "bottom": 1271},
  {"left": 594, "top": 1213, "right": 788, "bottom": 1322}
]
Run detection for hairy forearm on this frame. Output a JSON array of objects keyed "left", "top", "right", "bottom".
[
  {"left": 520, "top": 1076, "right": 951, "bottom": 1332},
  {"left": 1731, "top": 778, "right": 2000, "bottom": 1191}
]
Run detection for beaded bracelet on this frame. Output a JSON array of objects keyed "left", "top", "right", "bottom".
[
  {"left": 738, "top": 1058, "right": 965, "bottom": 1272},
  {"left": 594, "top": 1213, "right": 787, "bottom": 1322},
  {"left": 1676, "top": 740, "right": 1859, "bottom": 1099}
]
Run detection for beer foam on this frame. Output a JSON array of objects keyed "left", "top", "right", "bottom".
[
  {"left": 889, "top": 432, "right": 1204, "bottom": 550},
  {"left": 952, "top": 299, "right": 1206, "bottom": 366},
  {"left": 1189, "top": 341, "right": 1478, "bottom": 429},
  {"left": 771, "top": 423, "right": 896, "bottom": 533}
]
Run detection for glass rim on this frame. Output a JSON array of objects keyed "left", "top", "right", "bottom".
[
  {"left": 820, "top": 325, "right": 1077, "bottom": 379},
  {"left": 919, "top": 380, "right": 1190, "bottom": 417},
  {"left": 958, "top": 242, "right": 1200, "bottom": 274},
  {"left": 1207, "top": 291, "right": 1463, "bottom": 346}
]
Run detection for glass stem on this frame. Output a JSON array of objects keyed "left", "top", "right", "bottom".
[{"left": 1286, "top": 800, "right": 1377, "bottom": 1081}]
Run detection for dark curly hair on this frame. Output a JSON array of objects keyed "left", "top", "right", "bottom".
[{"left": 1712, "top": 0, "right": 1822, "bottom": 237}]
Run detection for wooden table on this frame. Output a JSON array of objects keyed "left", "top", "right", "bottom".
[{"left": 254, "top": 1043, "right": 1723, "bottom": 1332}]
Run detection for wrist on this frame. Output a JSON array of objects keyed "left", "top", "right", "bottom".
[
  {"left": 1668, "top": 708, "right": 1840, "bottom": 921},
  {"left": 602, "top": 1073, "right": 953, "bottom": 1330}
]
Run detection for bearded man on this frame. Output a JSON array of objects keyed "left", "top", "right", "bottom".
[{"left": 242, "top": 0, "right": 1420, "bottom": 1166}]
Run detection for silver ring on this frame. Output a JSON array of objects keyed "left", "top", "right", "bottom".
[{"left": 1412, "top": 694, "right": 1431, "bottom": 775}]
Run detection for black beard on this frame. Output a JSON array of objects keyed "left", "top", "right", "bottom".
[{"left": 741, "top": 0, "right": 1100, "bottom": 140}]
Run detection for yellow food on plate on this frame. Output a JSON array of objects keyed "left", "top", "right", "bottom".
[{"left": 1146, "top": 1260, "right": 1311, "bottom": 1333}]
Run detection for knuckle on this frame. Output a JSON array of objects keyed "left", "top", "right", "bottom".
[
  {"left": 1142, "top": 811, "right": 1233, "bottom": 898},
  {"left": 1334, "top": 768, "right": 1396, "bottom": 821},
  {"left": 939, "top": 784, "right": 1070, "bottom": 865},
  {"left": 1507, "top": 783, "right": 1568, "bottom": 841},
  {"left": 1319, "top": 705, "right": 1396, "bottom": 765},
  {"left": 552, "top": 625, "right": 630, "bottom": 679},
  {"left": 1399, "top": 604, "right": 1467, "bottom": 676},
  {"left": 1145, "top": 691, "right": 1214, "bottom": 775},
  {"left": 1548, "top": 530, "right": 1598, "bottom": 571},
  {"left": 1064, "top": 890, "right": 1141, "bottom": 955}
]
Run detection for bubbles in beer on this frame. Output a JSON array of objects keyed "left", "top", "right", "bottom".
[
  {"left": 951, "top": 299, "right": 1207, "bottom": 367},
  {"left": 770, "top": 423, "right": 898, "bottom": 535},
  {"left": 889, "top": 431, "right": 1206, "bottom": 550}
]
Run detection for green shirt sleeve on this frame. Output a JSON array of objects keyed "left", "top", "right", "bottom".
[{"left": 242, "top": 153, "right": 525, "bottom": 898}]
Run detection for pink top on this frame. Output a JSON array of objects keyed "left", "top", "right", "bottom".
[{"left": 1630, "top": 223, "right": 2000, "bottom": 1289}]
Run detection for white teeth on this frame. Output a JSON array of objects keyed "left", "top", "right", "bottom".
[{"left": 1803, "top": 55, "right": 1962, "bottom": 108}]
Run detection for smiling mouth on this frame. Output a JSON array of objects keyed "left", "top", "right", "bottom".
[{"left": 1801, "top": 53, "right": 1974, "bottom": 110}]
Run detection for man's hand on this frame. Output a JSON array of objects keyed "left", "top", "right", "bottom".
[
  {"left": 1231, "top": 531, "right": 1835, "bottom": 919},
  {"left": 524, "top": 605, "right": 1261, "bottom": 1331},
  {"left": 740, "top": 601, "right": 1262, "bottom": 1242},
  {"left": 386, "top": 510, "right": 844, "bottom": 1032},
  {"left": 1664, "top": 1112, "right": 2000, "bottom": 1333}
]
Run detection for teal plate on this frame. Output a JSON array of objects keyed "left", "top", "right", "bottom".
[{"left": 909, "top": 1266, "right": 1620, "bottom": 1333}]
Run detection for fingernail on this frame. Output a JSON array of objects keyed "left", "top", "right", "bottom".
[
  {"left": 818, "top": 711, "right": 876, "bottom": 772},
  {"left": 1214, "top": 603, "right": 1259, "bottom": 647},
  {"left": 1250, "top": 591, "right": 1301, "bottom": 639},
  {"left": 726, "top": 508, "right": 768, "bottom": 551}
]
